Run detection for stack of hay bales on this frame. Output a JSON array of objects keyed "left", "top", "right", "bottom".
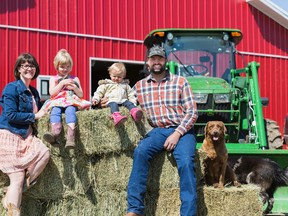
[{"left": 0, "top": 108, "right": 263, "bottom": 216}]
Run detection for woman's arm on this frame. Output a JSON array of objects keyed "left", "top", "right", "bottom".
[{"left": 3, "top": 87, "right": 35, "bottom": 124}]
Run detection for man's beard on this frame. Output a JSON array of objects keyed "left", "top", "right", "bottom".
[{"left": 149, "top": 64, "right": 166, "bottom": 75}]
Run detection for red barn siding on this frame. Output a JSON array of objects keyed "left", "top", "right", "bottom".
[{"left": 0, "top": 0, "right": 288, "bottom": 133}]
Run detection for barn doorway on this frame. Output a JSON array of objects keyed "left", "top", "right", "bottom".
[{"left": 90, "top": 59, "right": 144, "bottom": 99}]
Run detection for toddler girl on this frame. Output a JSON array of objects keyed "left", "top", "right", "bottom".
[{"left": 92, "top": 62, "right": 142, "bottom": 126}]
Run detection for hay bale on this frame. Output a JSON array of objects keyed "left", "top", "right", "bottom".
[
  {"left": 0, "top": 108, "right": 264, "bottom": 216},
  {"left": 198, "top": 185, "right": 263, "bottom": 216},
  {"left": 34, "top": 196, "right": 98, "bottom": 216},
  {"left": 24, "top": 155, "right": 96, "bottom": 200},
  {"left": 20, "top": 198, "right": 43, "bottom": 216},
  {"left": 0, "top": 197, "right": 43, "bottom": 216},
  {"left": 96, "top": 152, "right": 180, "bottom": 192},
  {"left": 196, "top": 149, "right": 263, "bottom": 216},
  {"left": 0, "top": 172, "right": 8, "bottom": 190},
  {"left": 37, "top": 108, "right": 150, "bottom": 156},
  {"left": 145, "top": 188, "right": 181, "bottom": 216}
]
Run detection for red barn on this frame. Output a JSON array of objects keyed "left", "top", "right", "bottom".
[{"left": 0, "top": 0, "right": 287, "bottom": 132}]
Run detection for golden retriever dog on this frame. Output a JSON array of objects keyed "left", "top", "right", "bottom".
[{"left": 199, "top": 121, "right": 240, "bottom": 189}]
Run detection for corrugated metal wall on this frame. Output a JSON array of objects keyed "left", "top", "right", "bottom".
[{"left": 0, "top": 0, "right": 287, "bottom": 132}]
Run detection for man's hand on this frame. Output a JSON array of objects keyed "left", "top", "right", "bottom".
[{"left": 164, "top": 131, "right": 181, "bottom": 151}]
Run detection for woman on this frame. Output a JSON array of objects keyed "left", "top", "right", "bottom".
[{"left": 0, "top": 53, "right": 50, "bottom": 215}]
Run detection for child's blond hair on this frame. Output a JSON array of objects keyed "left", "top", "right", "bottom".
[
  {"left": 108, "top": 62, "right": 126, "bottom": 77},
  {"left": 53, "top": 49, "right": 74, "bottom": 70}
]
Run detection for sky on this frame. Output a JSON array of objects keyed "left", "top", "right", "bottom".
[{"left": 271, "top": 0, "right": 288, "bottom": 12}]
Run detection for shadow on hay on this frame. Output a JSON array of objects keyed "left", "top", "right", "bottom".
[
  {"left": 195, "top": 152, "right": 208, "bottom": 216},
  {"left": 24, "top": 159, "right": 63, "bottom": 199},
  {"left": 145, "top": 153, "right": 165, "bottom": 215},
  {"left": 37, "top": 116, "right": 98, "bottom": 206}
]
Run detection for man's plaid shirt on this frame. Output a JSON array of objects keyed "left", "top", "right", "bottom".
[{"left": 134, "top": 72, "right": 198, "bottom": 135}]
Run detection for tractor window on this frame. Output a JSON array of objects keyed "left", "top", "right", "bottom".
[
  {"left": 163, "top": 33, "right": 234, "bottom": 80},
  {"left": 167, "top": 51, "right": 212, "bottom": 77}
]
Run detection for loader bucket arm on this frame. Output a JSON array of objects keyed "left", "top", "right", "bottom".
[{"left": 231, "top": 61, "right": 267, "bottom": 148}]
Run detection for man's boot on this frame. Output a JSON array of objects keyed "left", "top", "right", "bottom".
[
  {"left": 43, "top": 123, "right": 62, "bottom": 146},
  {"left": 65, "top": 124, "right": 76, "bottom": 149}
]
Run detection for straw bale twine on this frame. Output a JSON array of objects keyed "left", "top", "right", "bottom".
[{"left": 0, "top": 108, "right": 264, "bottom": 215}]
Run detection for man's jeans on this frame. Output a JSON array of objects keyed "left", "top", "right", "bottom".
[{"left": 127, "top": 127, "right": 197, "bottom": 216}]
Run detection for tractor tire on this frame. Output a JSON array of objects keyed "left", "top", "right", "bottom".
[{"left": 265, "top": 119, "right": 282, "bottom": 149}]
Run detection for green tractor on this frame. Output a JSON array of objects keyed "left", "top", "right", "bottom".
[{"left": 144, "top": 29, "right": 288, "bottom": 215}]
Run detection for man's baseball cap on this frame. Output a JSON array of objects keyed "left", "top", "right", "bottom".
[{"left": 147, "top": 45, "right": 166, "bottom": 58}]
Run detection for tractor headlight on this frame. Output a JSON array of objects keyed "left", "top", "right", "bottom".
[
  {"left": 194, "top": 94, "right": 208, "bottom": 104},
  {"left": 214, "top": 94, "right": 230, "bottom": 103}
]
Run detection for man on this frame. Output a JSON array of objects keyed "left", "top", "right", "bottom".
[{"left": 126, "top": 45, "right": 198, "bottom": 216}]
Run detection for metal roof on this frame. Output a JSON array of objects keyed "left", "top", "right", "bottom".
[{"left": 247, "top": 0, "right": 288, "bottom": 29}]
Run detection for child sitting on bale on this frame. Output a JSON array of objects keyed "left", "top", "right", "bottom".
[
  {"left": 92, "top": 62, "right": 143, "bottom": 126},
  {"left": 42, "top": 49, "right": 91, "bottom": 148}
]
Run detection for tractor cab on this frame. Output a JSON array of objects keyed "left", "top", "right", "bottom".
[{"left": 144, "top": 29, "right": 242, "bottom": 81}]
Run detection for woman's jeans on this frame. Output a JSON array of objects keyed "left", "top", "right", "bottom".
[
  {"left": 50, "top": 106, "right": 77, "bottom": 124},
  {"left": 127, "top": 127, "right": 197, "bottom": 216}
]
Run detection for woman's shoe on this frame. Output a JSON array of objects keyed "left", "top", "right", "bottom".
[{"left": 7, "top": 203, "right": 20, "bottom": 216}]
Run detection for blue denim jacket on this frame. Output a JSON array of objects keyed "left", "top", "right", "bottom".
[{"left": 0, "top": 79, "right": 42, "bottom": 139}]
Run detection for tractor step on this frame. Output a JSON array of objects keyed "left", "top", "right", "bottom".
[{"left": 269, "top": 186, "right": 288, "bottom": 215}]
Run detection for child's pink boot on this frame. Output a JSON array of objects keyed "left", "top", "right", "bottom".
[
  {"left": 65, "top": 125, "right": 76, "bottom": 149},
  {"left": 130, "top": 108, "right": 143, "bottom": 122},
  {"left": 111, "top": 112, "right": 127, "bottom": 126},
  {"left": 43, "top": 123, "right": 62, "bottom": 147}
]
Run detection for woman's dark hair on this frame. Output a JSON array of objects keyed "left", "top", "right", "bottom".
[{"left": 13, "top": 53, "right": 40, "bottom": 80}]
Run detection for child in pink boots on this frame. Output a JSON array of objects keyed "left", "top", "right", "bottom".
[
  {"left": 92, "top": 62, "right": 143, "bottom": 126},
  {"left": 42, "top": 49, "right": 91, "bottom": 148}
]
